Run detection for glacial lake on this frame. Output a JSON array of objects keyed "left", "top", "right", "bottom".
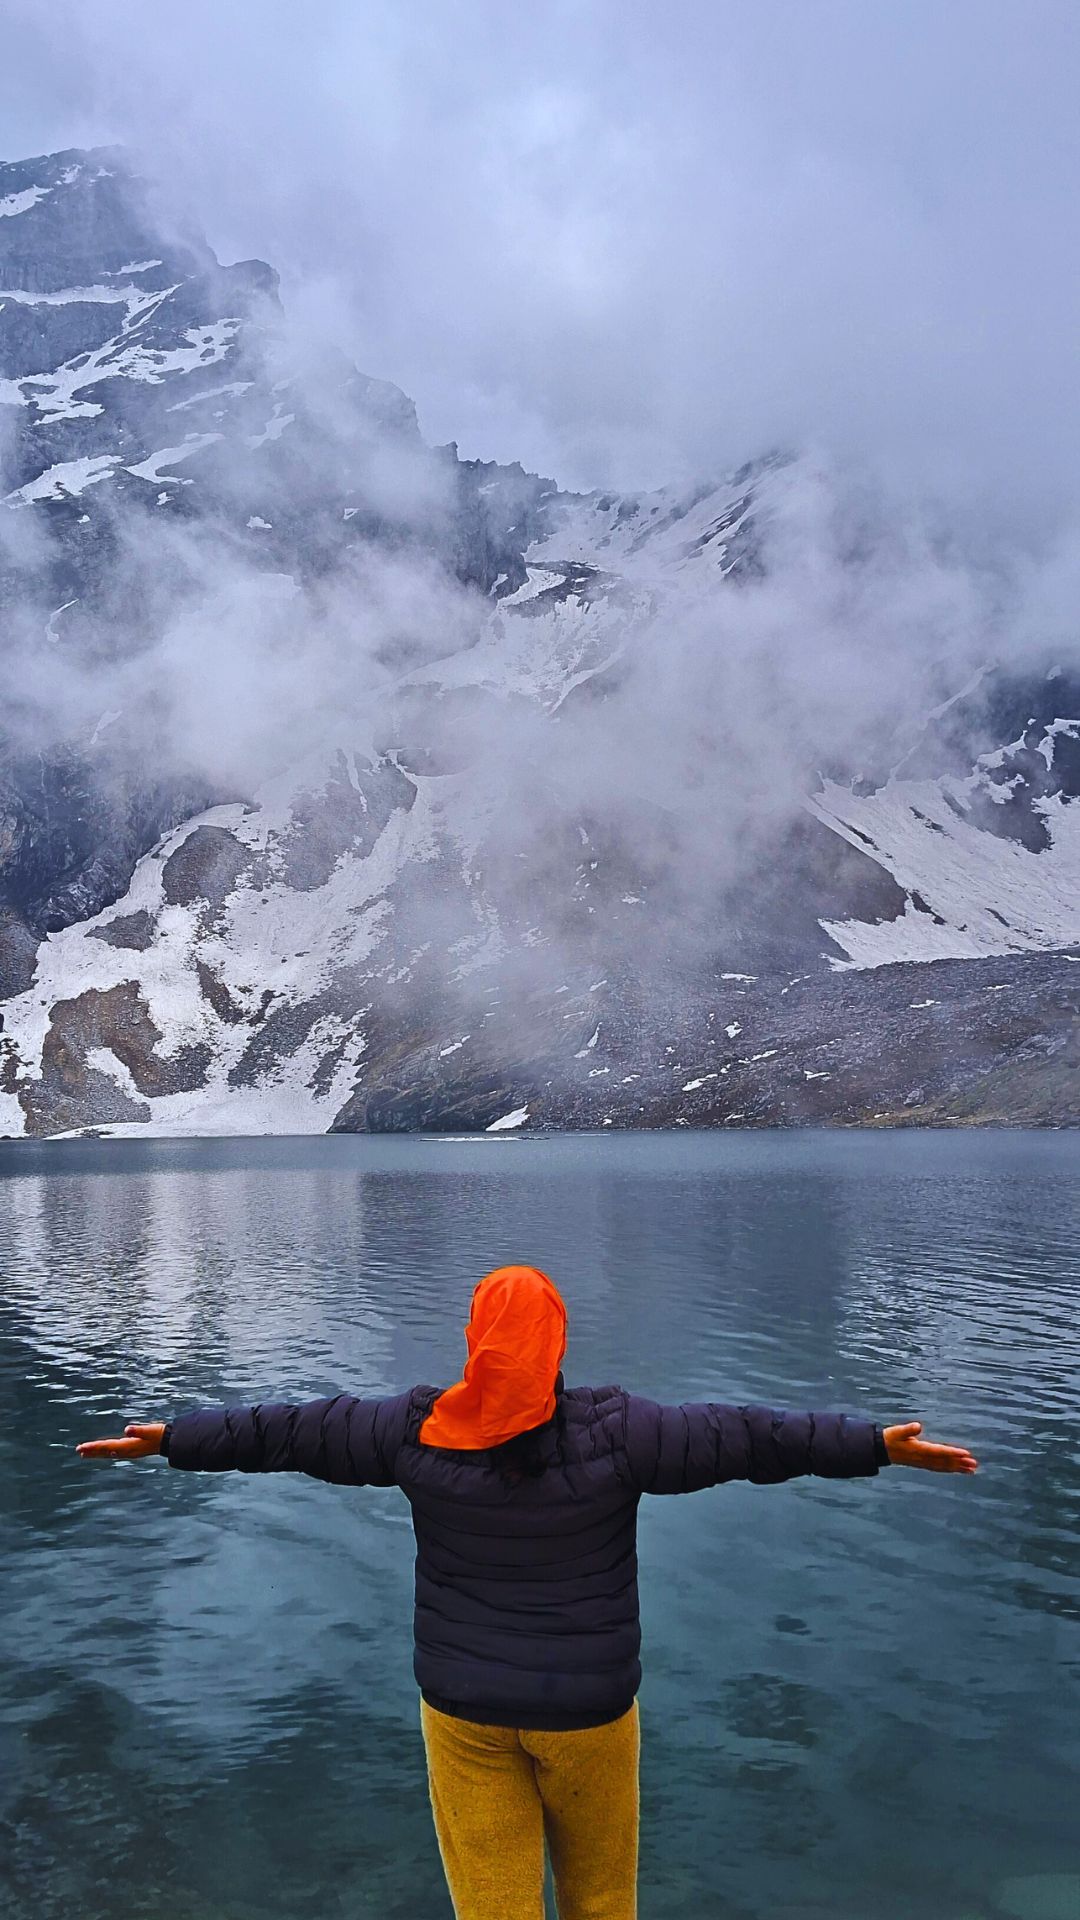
[{"left": 1, "top": 1130, "right": 1078, "bottom": 1920}]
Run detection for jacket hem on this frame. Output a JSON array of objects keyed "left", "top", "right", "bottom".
[{"left": 420, "top": 1687, "right": 635, "bottom": 1732}]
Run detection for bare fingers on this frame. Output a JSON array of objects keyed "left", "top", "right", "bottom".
[
  {"left": 76, "top": 1424, "right": 164, "bottom": 1460},
  {"left": 907, "top": 1441, "right": 978, "bottom": 1473},
  {"left": 76, "top": 1436, "right": 146, "bottom": 1458}
]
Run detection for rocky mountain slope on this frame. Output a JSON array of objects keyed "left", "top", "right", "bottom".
[{"left": 2, "top": 147, "right": 1079, "bottom": 1136}]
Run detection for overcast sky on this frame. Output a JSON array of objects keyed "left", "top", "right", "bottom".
[{"left": 4, "top": 1, "right": 1079, "bottom": 519}]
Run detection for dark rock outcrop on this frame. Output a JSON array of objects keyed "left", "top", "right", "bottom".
[
  {"left": 87, "top": 908, "right": 156, "bottom": 951},
  {"left": 17, "top": 980, "right": 211, "bottom": 1133},
  {"left": 160, "top": 826, "right": 249, "bottom": 910}
]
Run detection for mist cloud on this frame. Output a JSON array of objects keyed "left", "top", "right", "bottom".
[
  {"left": 3, "top": 1, "right": 1080, "bottom": 1006},
  {"left": 3, "top": 1, "right": 1078, "bottom": 535}
]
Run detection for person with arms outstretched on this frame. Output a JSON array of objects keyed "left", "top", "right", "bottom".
[{"left": 77, "top": 1264, "right": 977, "bottom": 1920}]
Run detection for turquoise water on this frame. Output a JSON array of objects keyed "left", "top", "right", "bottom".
[{"left": 1, "top": 1130, "right": 1078, "bottom": 1920}]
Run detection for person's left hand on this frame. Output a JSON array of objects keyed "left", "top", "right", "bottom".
[
  {"left": 884, "top": 1421, "right": 977, "bottom": 1472},
  {"left": 76, "top": 1422, "right": 166, "bottom": 1460}
]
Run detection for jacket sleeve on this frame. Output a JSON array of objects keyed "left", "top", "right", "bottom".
[
  {"left": 623, "top": 1393, "right": 886, "bottom": 1494},
  {"left": 161, "top": 1390, "right": 413, "bottom": 1486}
]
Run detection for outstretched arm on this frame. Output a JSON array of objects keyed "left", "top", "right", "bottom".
[
  {"left": 76, "top": 1392, "right": 414, "bottom": 1487},
  {"left": 622, "top": 1395, "right": 976, "bottom": 1494}
]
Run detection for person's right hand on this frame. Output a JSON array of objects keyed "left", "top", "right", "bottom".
[
  {"left": 884, "top": 1421, "right": 977, "bottom": 1473},
  {"left": 76, "top": 1421, "right": 166, "bottom": 1461}
]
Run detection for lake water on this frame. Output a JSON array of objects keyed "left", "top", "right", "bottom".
[{"left": 1, "top": 1131, "right": 1078, "bottom": 1920}]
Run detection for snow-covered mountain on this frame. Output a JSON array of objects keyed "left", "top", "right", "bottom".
[{"left": 2, "top": 147, "right": 1079, "bottom": 1136}]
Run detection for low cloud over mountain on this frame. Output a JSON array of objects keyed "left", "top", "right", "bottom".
[{"left": 2, "top": 150, "right": 1080, "bottom": 1138}]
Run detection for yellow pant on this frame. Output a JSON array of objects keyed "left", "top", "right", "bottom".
[{"left": 420, "top": 1696, "right": 640, "bottom": 1920}]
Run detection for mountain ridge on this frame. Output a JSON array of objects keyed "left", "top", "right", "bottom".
[{"left": 2, "top": 147, "right": 1079, "bottom": 1137}]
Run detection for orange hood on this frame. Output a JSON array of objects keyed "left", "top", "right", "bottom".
[{"left": 418, "top": 1265, "right": 568, "bottom": 1450}]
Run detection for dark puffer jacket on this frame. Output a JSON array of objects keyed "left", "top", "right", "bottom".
[{"left": 162, "top": 1374, "right": 888, "bottom": 1729}]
